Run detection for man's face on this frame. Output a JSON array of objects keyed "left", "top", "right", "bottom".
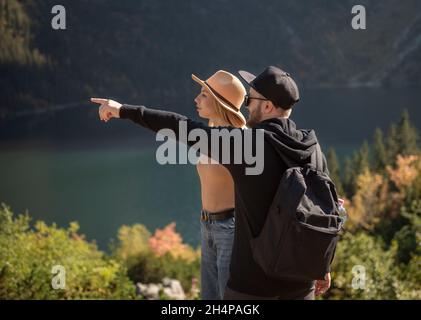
[{"left": 246, "top": 88, "right": 265, "bottom": 128}]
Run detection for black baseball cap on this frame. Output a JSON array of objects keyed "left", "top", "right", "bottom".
[{"left": 238, "top": 66, "right": 300, "bottom": 109}]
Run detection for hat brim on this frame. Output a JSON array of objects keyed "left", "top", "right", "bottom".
[
  {"left": 239, "top": 70, "right": 271, "bottom": 101},
  {"left": 238, "top": 70, "right": 256, "bottom": 85},
  {"left": 191, "top": 74, "right": 246, "bottom": 127}
]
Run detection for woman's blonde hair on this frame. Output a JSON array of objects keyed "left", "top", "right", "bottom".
[{"left": 207, "top": 91, "right": 245, "bottom": 128}]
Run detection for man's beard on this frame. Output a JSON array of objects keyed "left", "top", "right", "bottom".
[{"left": 246, "top": 105, "right": 263, "bottom": 128}]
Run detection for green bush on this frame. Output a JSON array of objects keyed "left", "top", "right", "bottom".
[
  {"left": 329, "top": 226, "right": 420, "bottom": 300},
  {"left": 111, "top": 224, "right": 201, "bottom": 294},
  {"left": 395, "top": 254, "right": 421, "bottom": 299},
  {"left": 329, "top": 232, "right": 399, "bottom": 299},
  {"left": 110, "top": 224, "right": 151, "bottom": 269},
  {"left": 393, "top": 200, "right": 421, "bottom": 299},
  {"left": 0, "top": 204, "right": 136, "bottom": 299}
]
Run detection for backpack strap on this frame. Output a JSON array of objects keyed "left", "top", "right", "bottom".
[{"left": 310, "top": 143, "right": 324, "bottom": 172}]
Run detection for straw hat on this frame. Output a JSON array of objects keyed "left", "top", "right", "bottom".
[{"left": 192, "top": 70, "right": 246, "bottom": 127}]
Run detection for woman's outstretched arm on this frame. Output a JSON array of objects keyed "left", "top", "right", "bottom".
[{"left": 90, "top": 98, "right": 252, "bottom": 171}]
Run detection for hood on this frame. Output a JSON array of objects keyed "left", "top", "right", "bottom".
[{"left": 256, "top": 117, "right": 319, "bottom": 166}]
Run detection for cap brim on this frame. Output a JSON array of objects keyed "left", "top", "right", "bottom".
[
  {"left": 191, "top": 73, "right": 246, "bottom": 127},
  {"left": 238, "top": 70, "right": 256, "bottom": 85}
]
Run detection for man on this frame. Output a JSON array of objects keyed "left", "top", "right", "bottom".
[{"left": 91, "top": 66, "right": 331, "bottom": 299}]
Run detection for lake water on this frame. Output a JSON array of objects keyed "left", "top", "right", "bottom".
[{"left": 1, "top": 87, "right": 420, "bottom": 250}]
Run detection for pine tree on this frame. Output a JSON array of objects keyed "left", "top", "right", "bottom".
[
  {"left": 396, "top": 110, "right": 419, "bottom": 156},
  {"left": 342, "top": 141, "right": 371, "bottom": 198},
  {"left": 327, "top": 148, "right": 344, "bottom": 196},
  {"left": 343, "top": 157, "right": 355, "bottom": 198},
  {"left": 385, "top": 110, "right": 420, "bottom": 164},
  {"left": 386, "top": 123, "right": 400, "bottom": 163},
  {"left": 355, "top": 140, "right": 370, "bottom": 173},
  {"left": 373, "top": 127, "right": 388, "bottom": 172}
]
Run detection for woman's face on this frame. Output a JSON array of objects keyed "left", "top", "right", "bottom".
[{"left": 194, "top": 88, "right": 217, "bottom": 120}]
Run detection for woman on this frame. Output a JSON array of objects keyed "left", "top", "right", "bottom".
[
  {"left": 92, "top": 70, "right": 247, "bottom": 300},
  {"left": 190, "top": 70, "right": 246, "bottom": 300}
]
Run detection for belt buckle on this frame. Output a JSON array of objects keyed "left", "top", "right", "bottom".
[{"left": 201, "top": 211, "right": 209, "bottom": 221}]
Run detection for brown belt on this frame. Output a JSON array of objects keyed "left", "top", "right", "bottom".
[{"left": 201, "top": 208, "right": 235, "bottom": 222}]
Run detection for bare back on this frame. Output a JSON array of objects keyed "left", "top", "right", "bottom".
[{"left": 196, "top": 154, "right": 235, "bottom": 213}]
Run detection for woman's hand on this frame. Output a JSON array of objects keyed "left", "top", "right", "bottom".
[{"left": 90, "top": 98, "right": 122, "bottom": 122}]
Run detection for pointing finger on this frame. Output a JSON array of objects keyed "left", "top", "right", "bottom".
[{"left": 91, "top": 98, "right": 108, "bottom": 105}]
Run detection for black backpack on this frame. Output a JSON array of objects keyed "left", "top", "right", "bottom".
[{"left": 250, "top": 143, "right": 346, "bottom": 281}]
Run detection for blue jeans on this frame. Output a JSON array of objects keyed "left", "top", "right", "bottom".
[{"left": 200, "top": 213, "right": 235, "bottom": 300}]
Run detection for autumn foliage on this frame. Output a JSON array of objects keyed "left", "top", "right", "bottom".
[
  {"left": 326, "top": 111, "right": 421, "bottom": 299},
  {"left": 148, "top": 222, "right": 198, "bottom": 262}
]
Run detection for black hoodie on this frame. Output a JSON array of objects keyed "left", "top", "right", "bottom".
[{"left": 119, "top": 104, "right": 327, "bottom": 298}]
